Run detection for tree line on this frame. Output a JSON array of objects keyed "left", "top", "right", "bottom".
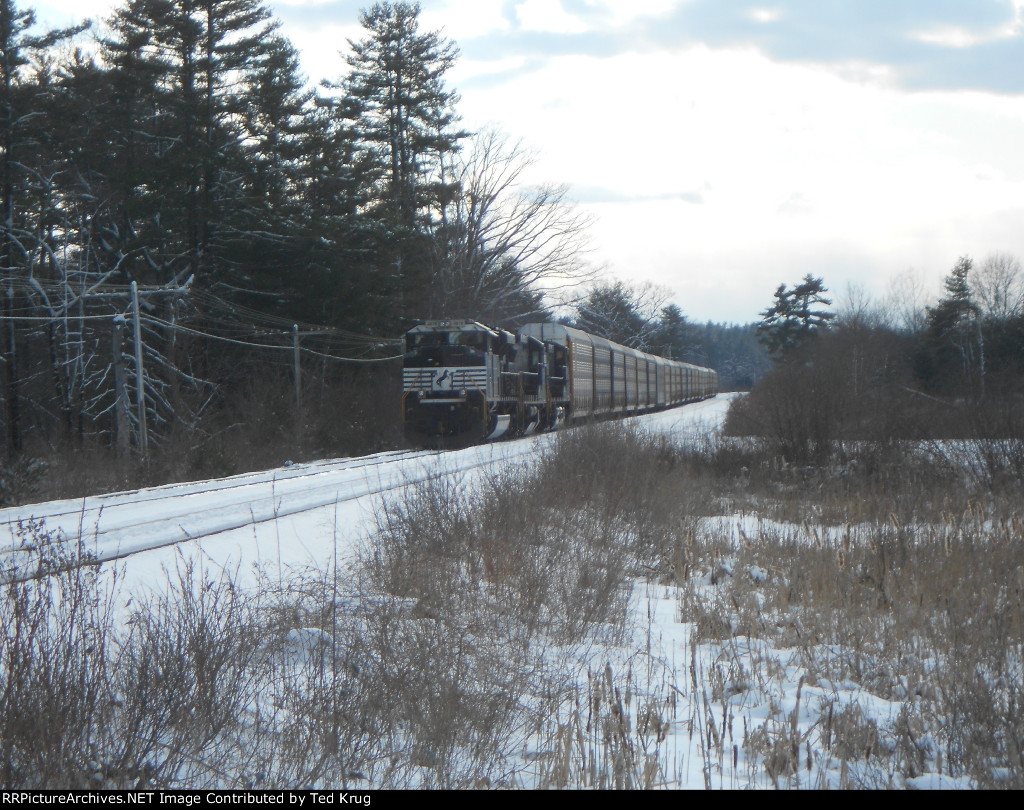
[
  {"left": 0, "top": 0, "right": 597, "bottom": 473},
  {"left": 567, "top": 279, "right": 768, "bottom": 389},
  {"left": 730, "top": 254, "right": 1024, "bottom": 463},
  {"left": 12, "top": 0, "right": 1007, "bottom": 497}
]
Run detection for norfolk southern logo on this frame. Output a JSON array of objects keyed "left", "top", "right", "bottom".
[{"left": 431, "top": 368, "right": 455, "bottom": 392}]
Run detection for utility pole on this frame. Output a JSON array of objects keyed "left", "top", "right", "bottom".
[
  {"left": 292, "top": 324, "right": 303, "bottom": 447},
  {"left": 292, "top": 324, "right": 301, "bottom": 414},
  {"left": 111, "top": 315, "right": 130, "bottom": 457},
  {"left": 3, "top": 285, "right": 21, "bottom": 456},
  {"left": 131, "top": 281, "right": 148, "bottom": 461}
]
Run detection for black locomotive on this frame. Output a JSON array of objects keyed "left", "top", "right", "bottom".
[{"left": 402, "top": 320, "right": 718, "bottom": 446}]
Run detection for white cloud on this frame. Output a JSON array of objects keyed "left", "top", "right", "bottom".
[
  {"left": 584, "top": 0, "right": 682, "bottom": 27},
  {"left": 459, "top": 43, "right": 1024, "bottom": 320},
  {"left": 515, "top": 0, "right": 683, "bottom": 32},
  {"left": 910, "top": 1, "right": 1024, "bottom": 48},
  {"left": 452, "top": 56, "right": 531, "bottom": 86},
  {"left": 515, "top": 0, "right": 589, "bottom": 34},
  {"left": 421, "top": 0, "right": 511, "bottom": 40},
  {"left": 777, "top": 192, "right": 812, "bottom": 217},
  {"left": 287, "top": 25, "right": 363, "bottom": 83},
  {"left": 912, "top": 26, "right": 1006, "bottom": 48},
  {"left": 747, "top": 7, "right": 782, "bottom": 24}
]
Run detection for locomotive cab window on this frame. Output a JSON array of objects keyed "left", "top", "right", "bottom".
[
  {"left": 406, "top": 332, "right": 449, "bottom": 351},
  {"left": 405, "top": 328, "right": 487, "bottom": 367},
  {"left": 451, "top": 331, "right": 487, "bottom": 351}
]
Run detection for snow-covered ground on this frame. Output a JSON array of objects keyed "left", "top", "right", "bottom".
[
  {"left": 0, "top": 395, "right": 979, "bottom": 789},
  {"left": 564, "top": 577, "right": 973, "bottom": 790},
  {"left": 0, "top": 396, "right": 729, "bottom": 593}
]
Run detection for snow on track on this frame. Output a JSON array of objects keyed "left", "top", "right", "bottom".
[
  {"left": 0, "top": 444, "right": 532, "bottom": 567},
  {"left": 0, "top": 396, "right": 734, "bottom": 578}
]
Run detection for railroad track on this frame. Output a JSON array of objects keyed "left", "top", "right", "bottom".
[
  {"left": 0, "top": 398, "right": 727, "bottom": 581},
  {"left": 0, "top": 439, "right": 545, "bottom": 575}
]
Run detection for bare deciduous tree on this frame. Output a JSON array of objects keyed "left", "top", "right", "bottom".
[
  {"left": 884, "top": 267, "right": 932, "bottom": 333},
  {"left": 430, "top": 127, "right": 594, "bottom": 326},
  {"left": 973, "top": 252, "right": 1024, "bottom": 322},
  {"left": 836, "top": 281, "right": 886, "bottom": 330},
  {"left": 574, "top": 279, "right": 670, "bottom": 350}
]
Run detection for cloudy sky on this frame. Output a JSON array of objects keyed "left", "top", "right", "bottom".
[{"left": 31, "top": 0, "right": 1024, "bottom": 323}]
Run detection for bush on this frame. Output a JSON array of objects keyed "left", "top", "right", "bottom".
[
  {"left": 726, "top": 323, "right": 1024, "bottom": 470},
  {"left": 0, "top": 459, "right": 47, "bottom": 508},
  {"left": 1, "top": 424, "right": 665, "bottom": 789}
]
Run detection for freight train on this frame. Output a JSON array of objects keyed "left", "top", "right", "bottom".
[{"left": 402, "top": 319, "right": 718, "bottom": 446}]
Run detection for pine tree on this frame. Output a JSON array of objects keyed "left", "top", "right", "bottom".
[
  {"left": 0, "top": 0, "right": 87, "bottom": 455},
  {"left": 652, "top": 304, "right": 702, "bottom": 362},
  {"left": 339, "top": 1, "right": 466, "bottom": 326},
  {"left": 343, "top": 1, "right": 463, "bottom": 228},
  {"left": 921, "top": 256, "right": 985, "bottom": 397},
  {"left": 94, "top": 0, "right": 174, "bottom": 280},
  {"left": 100, "top": 0, "right": 282, "bottom": 288},
  {"left": 239, "top": 36, "right": 310, "bottom": 214},
  {"left": 757, "top": 274, "right": 834, "bottom": 357},
  {"left": 283, "top": 93, "right": 394, "bottom": 331},
  {"left": 1, "top": 0, "right": 88, "bottom": 280}
]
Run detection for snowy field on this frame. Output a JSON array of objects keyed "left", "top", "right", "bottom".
[{"left": 0, "top": 395, "right": 983, "bottom": 789}]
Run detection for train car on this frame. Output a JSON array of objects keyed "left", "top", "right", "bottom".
[{"left": 401, "top": 319, "right": 718, "bottom": 446}]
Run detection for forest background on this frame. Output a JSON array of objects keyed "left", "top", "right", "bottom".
[{"left": 1, "top": 0, "right": 1021, "bottom": 504}]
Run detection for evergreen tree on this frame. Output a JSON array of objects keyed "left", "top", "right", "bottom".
[
  {"left": 223, "top": 33, "right": 314, "bottom": 304},
  {"left": 757, "top": 274, "right": 834, "bottom": 357},
  {"left": 1, "top": 0, "right": 88, "bottom": 280},
  {"left": 292, "top": 95, "right": 390, "bottom": 329},
  {"left": 95, "top": 0, "right": 180, "bottom": 280},
  {"left": 239, "top": 36, "right": 310, "bottom": 214},
  {"left": 339, "top": 1, "right": 466, "bottom": 326},
  {"left": 100, "top": 0, "right": 283, "bottom": 288},
  {"left": 1, "top": 0, "right": 87, "bottom": 455},
  {"left": 651, "top": 304, "right": 698, "bottom": 361},
  {"left": 920, "top": 256, "right": 985, "bottom": 397},
  {"left": 343, "top": 1, "right": 463, "bottom": 228}
]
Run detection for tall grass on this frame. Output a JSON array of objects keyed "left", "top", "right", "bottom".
[
  {"left": 659, "top": 432, "right": 1024, "bottom": 789},
  {"left": 2, "top": 422, "right": 1021, "bottom": 788},
  {"left": 0, "top": 425, "right": 660, "bottom": 788}
]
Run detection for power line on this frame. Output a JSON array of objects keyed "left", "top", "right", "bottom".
[
  {"left": 0, "top": 313, "right": 121, "bottom": 322},
  {"left": 2, "top": 279, "right": 403, "bottom": 348},
  {"left": 142, "top": 314, "right": 403, "bottom": 363}
]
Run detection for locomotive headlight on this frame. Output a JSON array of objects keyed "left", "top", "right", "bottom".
[{"left": 460, "top": 389, "right": 468, "bottom": 396}]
